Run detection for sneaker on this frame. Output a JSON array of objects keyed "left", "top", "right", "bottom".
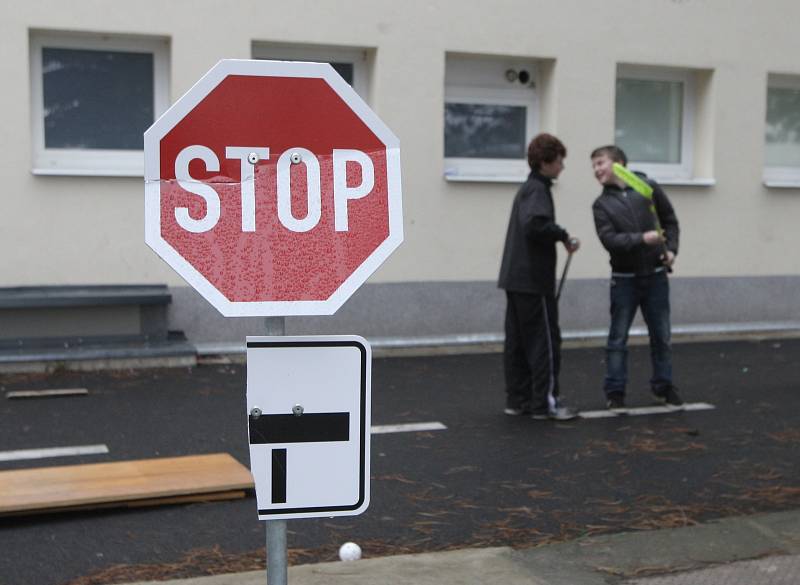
[
  {"left": 504, "top": 407, "right": 527, "bottom": 416},
  {"left": 549, "top": 404, "right": 579, "bottom": 421},
  {"left": 606, "top": 392, "right": 627, "bottom": 413},
  {"left": 655, "top": 386, "right": 684, "bottom": 410},
  {"left": 531, "top": 404, "right": 579, "bottom": 421}
]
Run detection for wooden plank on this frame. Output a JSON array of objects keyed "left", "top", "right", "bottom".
[
  {"left": 0, "top": 453, "right": 254, "bottom": 514},
  {"left": 124, "top": 490, "right": 247, "bottom": 508},
  {"left": 0, "top": 490, "right": 247, "bottom": 517}
]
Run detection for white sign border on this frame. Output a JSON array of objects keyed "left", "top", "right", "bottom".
[{"left": 144, "top": 59, "right": 403, "bottom": 317}]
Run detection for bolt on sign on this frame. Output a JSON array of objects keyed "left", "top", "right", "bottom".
[{"left": 144, "top": 59, "right": 403, "bottom": 316}]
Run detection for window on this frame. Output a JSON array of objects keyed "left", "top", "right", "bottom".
[
  {"left": 30, "top": 32, "right": 169, "bottom": 176},
  {"left": 615, "top": 65, "right": 694, "bottom": 181},
  {"left": 444, "top": 55, "right": 539, "bottom": 182},
  {"left": 252, "top": 44, "right": 370, "bottom": 99},
  {"left": 765, "top": 74, "right": 800, "bottom": 186}
]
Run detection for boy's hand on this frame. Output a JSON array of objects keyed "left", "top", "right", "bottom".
[
  {"left": 662, "top": 250, "right": 676, "bottom": 267},
  {"left": 643, "top": 230, "right": 664, "bottom": 245},
  {"left": 565, "top": 237, "right": 580, "bottom": 253}
]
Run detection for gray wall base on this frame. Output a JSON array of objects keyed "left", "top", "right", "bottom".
[{"left": 169, "top": 276, "right": 800, "bottom": 344}]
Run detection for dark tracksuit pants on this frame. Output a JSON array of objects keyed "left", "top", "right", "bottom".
[{"left": 503, "top": 291, "right": 561, "bottom": 413}]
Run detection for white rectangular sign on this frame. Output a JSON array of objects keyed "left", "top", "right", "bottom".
[{"left": 246, "top": 335, "right": 371, "bottom": 520}]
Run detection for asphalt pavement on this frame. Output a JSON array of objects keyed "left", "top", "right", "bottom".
[{"left": 0, "top": 336, "right": 799, "bottom": 585}]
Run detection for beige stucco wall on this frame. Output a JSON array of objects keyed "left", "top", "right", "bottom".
[{"left": 2, "top": 0, "right": 800, "bottom": 291}]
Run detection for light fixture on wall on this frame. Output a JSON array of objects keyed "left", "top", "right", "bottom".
[{"left": 505, "top": 68, "right": 533, "bottom": 86}]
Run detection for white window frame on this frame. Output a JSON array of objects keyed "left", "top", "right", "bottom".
[
  {"left": 616, "top": 65, "right": 695, "bottom": 182},
  {"left": 764, "top": 74, "right": 800, "bottom": 187},
  {"left": 252, "top": 43, "right": 369, "bottom": 99},
  {"left": 30, "top": 31, "right": 169, "bottom": 177},
  {"left": 444, "top": 55, "right": 539, "bottom": 183}
]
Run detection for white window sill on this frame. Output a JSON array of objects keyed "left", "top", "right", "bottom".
[
  {"left": 764, "top": 180, "right": 800, "bottom": 189},
  {"left": 444, "top": 174, "right": 526, "bottom": 184},
  {"left": 653, "top": 178, "right": 715, "bottom": 187},
  {"left": 32, "top": 168, "right": 143, "bottom": 177}
]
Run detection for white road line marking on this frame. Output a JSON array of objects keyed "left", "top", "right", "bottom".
[
  {"left": 6, "top": 388, "right": 89, "bottom": 399},
  {"left": 579, "top": 402, "right": 716, "bottom": 419},
  {"left": 371, "top": 422, "right": 447, "bottom": 434},
  {"left": 0, "top": 444, "right": 109, "bottom": 462}
]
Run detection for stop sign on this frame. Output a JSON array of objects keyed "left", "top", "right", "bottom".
[{"left": 144, "top": 60, "right": 402, "bottom": 317}]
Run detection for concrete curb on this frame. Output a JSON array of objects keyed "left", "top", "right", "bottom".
[
  {"left": 116, "top": 508, "right": 800, "bottom": 585},
  {"left": 196, "top": 321, "right": 800, "bottom": 360}
]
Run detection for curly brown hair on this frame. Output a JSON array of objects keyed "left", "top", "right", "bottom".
[{"left": 527, "top": 133, "right": 567, "bottom": 171}]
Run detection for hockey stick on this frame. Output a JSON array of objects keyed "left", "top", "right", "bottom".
[
  {"left": 556, "top": 252, "right": 573, "bottom": 302},
  {"left": 612, "top": 163, "right": 672, "bottom": 272},
  {"left": 556, "top": 238, "right": 578, "bottom": 302}
]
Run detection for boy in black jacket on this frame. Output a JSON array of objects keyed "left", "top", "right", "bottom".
[
  {"left": 590, "top": 145, "right": 682, "bottom": 412},
  {"left": 498, "top": 133, "right": 580, "bottom": 421}
]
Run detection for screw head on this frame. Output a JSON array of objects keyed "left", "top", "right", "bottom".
[
  {"left": 250, "top": 407, "right": 262, "bottom": 419},
  {"left": 248, "top": 152, "right": 260, "bottom": 165},
  {"left": 292, "top": 404, "right": 304, "bottom": 416},
  {"left": 289, "top": 152, "right": 302, "bottom": 165}
]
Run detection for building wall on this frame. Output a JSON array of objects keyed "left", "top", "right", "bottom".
[{"left": 2, "top": 1, "right": 799, "bottom": 343}]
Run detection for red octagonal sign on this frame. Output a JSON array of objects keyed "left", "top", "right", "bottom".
[{"left": 145, "top": 60, "right": 402, "bottom": 316}]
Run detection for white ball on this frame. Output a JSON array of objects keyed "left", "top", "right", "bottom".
[{"left": 338, "top": 541, "right": 362, "bottom": 561}]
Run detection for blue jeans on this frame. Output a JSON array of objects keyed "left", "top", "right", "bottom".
[{"left": 604, "top": 271, "right": 672, "bottom": 396}]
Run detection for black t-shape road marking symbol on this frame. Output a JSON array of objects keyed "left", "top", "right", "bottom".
[{"left": 249, "top": 413, "right": 350, "bottom": 504}]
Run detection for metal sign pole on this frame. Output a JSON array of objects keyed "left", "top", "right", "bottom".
[
  {"left": 266, "top": 519, "right": 287, "bottom": 585},
  {"left": 264, "top": 316, "right": 287, "bottom": 585}
]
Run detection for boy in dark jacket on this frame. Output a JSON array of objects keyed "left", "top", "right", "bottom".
[
  {"left": 498, "top": 133, "right": 580, "bottom": 421},
  {"left": 590, "top": 145, "right": 682, "bottom": 412}
]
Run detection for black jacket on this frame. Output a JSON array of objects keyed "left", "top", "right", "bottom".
[
  {"left": 592, "top": 174, "right": 679, "bottom": 275},
  {"left": 498, "top": 171, "right": 569, "bottom": 295}
]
